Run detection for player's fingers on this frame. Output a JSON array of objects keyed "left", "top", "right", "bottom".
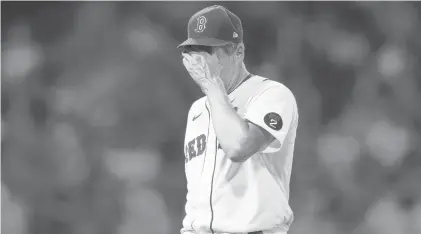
[
  {"left": 185, "top": 62, "right": 203, "bottom": 76},
  {"left": 189, "top": 66, "right": 201, "bottom": 77},
  {"left": 182, "top": 52, "right": 192, "bottom": 61},
  {"left": 183, "top": 55, "right": 196, "bottom": 68},
  {"left": 183, "top": 56, "right": 200, "bottom": 72},
  {"left": 191, "top": 54, "right": 205, "bottom": 67},
  {"left": 183, "top": 53, "right": 200, "bottom": 67},
  {"left": 183, "top": 59, "right": 202, "bottom": 81},
  {"left": 183, "top": 58, "right": 199, "bottom": 74},
  {"left": 182, "top": 57, "right": 190, "bottom": 68},
  {"left": 183, "top": 56, "right": 208, "bottom": 80},
  {"left": 202, "top": 60, "right": 213, "bottom": 78}
]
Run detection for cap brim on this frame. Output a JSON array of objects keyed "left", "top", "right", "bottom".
[{"left": 177, "top": 37, "right": 232, "bottom": 48}]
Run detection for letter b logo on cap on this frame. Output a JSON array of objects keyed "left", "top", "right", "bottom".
[{"left": 194, "top": 16, "right": 207, "bottom": 33}]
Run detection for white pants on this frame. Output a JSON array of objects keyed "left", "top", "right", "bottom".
[{"left": 182, "top": 232, "right": 287, "bottom": 234}]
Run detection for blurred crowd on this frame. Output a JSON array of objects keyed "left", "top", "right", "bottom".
[{"left": 2, "top": 2, "right": 421, "bottom": 234}]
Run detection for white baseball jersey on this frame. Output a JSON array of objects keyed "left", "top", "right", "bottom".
[{"left": 182, "top": 75, "right": 299, "bottom": 234}]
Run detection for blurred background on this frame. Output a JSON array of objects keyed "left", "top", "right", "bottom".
[{"left": 2, "top": 2, "right": 421, "bottom": 234}]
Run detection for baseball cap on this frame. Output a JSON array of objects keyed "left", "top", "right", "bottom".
[{"left": 177, "top": 5, "right": 243, "bottom": 48}]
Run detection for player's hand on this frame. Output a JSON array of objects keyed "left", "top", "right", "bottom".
[
  {"left": 182, "top": 53, "right": 209, "bottom": 88},
  {"left": 182, "top": 52, "right": 224, "bottom": 94}
]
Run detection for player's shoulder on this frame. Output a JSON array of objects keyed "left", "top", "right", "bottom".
[
  {"left": 249, "top": 75, "right": 296, "bottom": 101},
  {"left": 187, "top": 96, "right": 207, "bottom": 115},
  {"left": 192, "top": 96, "right": 207, "bottom": 107}
]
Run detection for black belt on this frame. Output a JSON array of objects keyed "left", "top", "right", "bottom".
[{"left": 248, "top": 232, "right": 263, "bottom": 234}]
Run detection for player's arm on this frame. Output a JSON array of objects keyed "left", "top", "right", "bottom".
[
  {"left": 243, "top": 86, "right": 297, "bottom": 154},
  {"left": 207, "top": 85, "right": 296, "bottom": 162},
  {"left": 207, "top": 91, "right": 274, "bottom": 162}
]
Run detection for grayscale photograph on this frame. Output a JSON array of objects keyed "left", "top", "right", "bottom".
[{"left": 1, "top": 2, "right": 421, "bottom": 234}]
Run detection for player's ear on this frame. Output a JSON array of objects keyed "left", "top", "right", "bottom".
[{"left": 235, "top": 43, "right": 245, "bottom": 61}]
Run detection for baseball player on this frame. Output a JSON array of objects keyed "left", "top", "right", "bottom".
[{"left": 178, "top": 5, "right": 299, "bottom": 234}]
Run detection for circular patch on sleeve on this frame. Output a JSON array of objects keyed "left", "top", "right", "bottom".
[{"left": 264, "top": 112, "right": 283, "bottom": 130}]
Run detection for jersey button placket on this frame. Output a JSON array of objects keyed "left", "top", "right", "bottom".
[{"left": 200, "top": 103, "right": 217, "bottom": 230}]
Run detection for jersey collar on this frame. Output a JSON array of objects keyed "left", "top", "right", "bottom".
[{"left": 228, "top": 73, "right": 253, "bottom": 95}]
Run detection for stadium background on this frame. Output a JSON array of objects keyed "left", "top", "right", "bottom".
[{"left": 2, "top": 2, "right": 421, "bottom": 234}]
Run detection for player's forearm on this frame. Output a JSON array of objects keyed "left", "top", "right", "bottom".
[{"left": 206, "top": 86, "right": 250, "bottom": 159}]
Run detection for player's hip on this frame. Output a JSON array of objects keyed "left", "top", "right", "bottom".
[
  {"left": 181, "top": 217, "right": 289, "bottom": 234},
  {"left": 182, "top": 231, "right": 287, "bottom": 234},
  {"left": 182, "top": 208, "right": 292, "bottom": 234}
]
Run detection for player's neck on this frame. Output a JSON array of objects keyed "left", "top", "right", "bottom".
[{"left": 227, "top": 63, "right": 249, "bottom": 94}]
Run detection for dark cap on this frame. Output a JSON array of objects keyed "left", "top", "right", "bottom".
[{"left": 177, "top": 5, "right": 243, "bottom": 48}]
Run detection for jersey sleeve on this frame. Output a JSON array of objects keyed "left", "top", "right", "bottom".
[{"left": 243, "top": 85, "right": 297, "bottom": 153}]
